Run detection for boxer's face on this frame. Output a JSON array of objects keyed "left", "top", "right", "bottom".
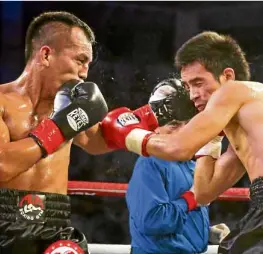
[
  {"left": 181, "top": 61, "right": 221, "bottom": 112},
  {"left": 40, "top": 27, "right": 93, "bottom": 95}
]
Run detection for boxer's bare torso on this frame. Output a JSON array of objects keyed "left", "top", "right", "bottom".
[
  {"left": 223, "top": 81, "right": 263, "bottom": 182},
  {"left": 0, "top": 83, "right": 70, "bottom": 194}
]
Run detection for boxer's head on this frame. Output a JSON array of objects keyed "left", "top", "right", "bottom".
[
  {"left": 175, "top": 31, "right": 250, "bottom": 111},
  {"left": 25, "top": 11, "right": 95, "bottom": 95}
]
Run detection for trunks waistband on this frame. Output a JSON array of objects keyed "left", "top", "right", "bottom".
[
  {"left": 0, "top": 188, "right": 71, "bottom": 227},
  {"left": 250, "top": 177, "right": 263, "bottom": 207}
]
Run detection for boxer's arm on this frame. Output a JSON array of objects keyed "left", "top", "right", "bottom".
[
  {"left": 145, "top": 82, "right": 247, "bottom": 160},
  {"left": 73, "top": 123, "right": 113, "bottom": 155},
  {"left": 0, "top": 117, "right": 42, "bottom": 182},
  {"left": 74, "top": 104, "right": 158, "bottom": 154},
  {"left": 194, "top": 145, "right": 246, "bottom": 205}
]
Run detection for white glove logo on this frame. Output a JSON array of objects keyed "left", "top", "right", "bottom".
[
  {"left": 67, "top": 108, "right": 89, "bottom": 131},
  {"left": 117, "top": 112, "right": 140, "bottom": 126}
]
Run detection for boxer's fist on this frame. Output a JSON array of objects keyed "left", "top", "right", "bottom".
[
  {"left": 149, "top": 78, "right": 197, "bottom": 126},
  {"left": 101, "top": 107, "right": 155, "bottom": 156},
  {"left": 133, "top": 104, "right": 159, "bottom": 131},
  {"left": 51, "top": 80, "right": 108, "bottom": 137},
  {"left": 29, "top": 80, "right": 108, "bottom": 157}
]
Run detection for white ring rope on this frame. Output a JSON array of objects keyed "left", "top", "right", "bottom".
[{"left": 88, "top": 244, "right": 219, "bottom": 254}]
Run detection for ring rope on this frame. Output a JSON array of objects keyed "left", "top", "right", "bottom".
[
  {"left": 88, "top": 244, "right": 219, "bottom": 254},
  {"left": 68, "top": 181, "right": 249, "bottom": 201}
]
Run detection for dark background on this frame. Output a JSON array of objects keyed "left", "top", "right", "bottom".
[{"left": 0, "top": 1, "right": 260, "bottom": 244}]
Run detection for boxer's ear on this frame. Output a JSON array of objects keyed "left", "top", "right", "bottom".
[
  {"left": 39, "top": 46, "right": 52, "bottom": 67},
  {"left": 224, "top": 68, "right": 235, "bottom": 80}
]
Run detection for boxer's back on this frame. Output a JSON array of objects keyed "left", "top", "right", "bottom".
[
  {"left": 224, "top": 81, "right": 263, "bottom": 182},
  {"left": 0, "top": 83, "right": 70, "bottom": 194}
]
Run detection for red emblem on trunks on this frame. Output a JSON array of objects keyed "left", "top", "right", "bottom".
[
  {"left": 19, "top": 194, "right": 44, "bottom": 209},
  {"left": 44, "top": 240, "right": 85, "bottom": 254},
  {"left": 18, "top": 194, "right": 45, "bottom": 221}
]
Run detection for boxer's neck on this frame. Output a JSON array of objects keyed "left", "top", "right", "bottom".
[{"left": 14, "top": 66, "right": 55, "bottom": 117}]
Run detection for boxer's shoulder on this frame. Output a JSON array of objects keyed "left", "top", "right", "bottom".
[
  {"left": 221, "top": 80, "right": 263, "bottom": 95},
  {"left": 0, "top": 85, "right": 32, "bottom": 115},
  {"left": 209, "top": 81, "right": 251, "bottom": 106},
  {"left": 220, "top": 80, "right": 249, "bottom": 93},
  {"left": 240, "top": 81, "right": 263, "bottom": 92},
  {"left": 0, "top": 84, "right": 36, "bottom": 141},
  {"left": 0, "top": 83, "right": 21, "bottom": 102}
]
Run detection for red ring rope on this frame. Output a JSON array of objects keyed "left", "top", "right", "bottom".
[{"left": 67, "top": 181, "right": 249, "bottom": 201}]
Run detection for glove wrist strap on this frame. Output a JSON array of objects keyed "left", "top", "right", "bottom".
[
  {"left": 181, "top": 191, "right": 197, "bottom": 212},
  {"left": 125, "top": 129, "right": 153, "bottom": 156},
  {"left": 29, "top": 119, "right": 66, "bottom": 156}
]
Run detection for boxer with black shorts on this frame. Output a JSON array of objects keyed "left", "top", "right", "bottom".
[
  {"left": 100, "top": 32, "right": 263, "bottom": 253},
  {"left": 0, "top": 11, "right": 111, "bottom": 254}
]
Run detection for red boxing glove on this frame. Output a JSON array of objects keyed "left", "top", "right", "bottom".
[
  {"left": 101, "top": 105, "right": 158, "bottom": 156},
  {"left": 133, "top": 104, "right": 159, "bottom": 131}
]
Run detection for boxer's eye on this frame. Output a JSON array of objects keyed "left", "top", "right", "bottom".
[
  {"left": 194, "top": 82, "right": 203, "bottom": 87},
  {"left": 76, "top": 55, "right": 88, "bottom": 65},
  {"left": 77, "top": 59, "right": 85, "bottom": 65},
  {"left": 184, "top": 84, "right": 190, "bottom": 91}
]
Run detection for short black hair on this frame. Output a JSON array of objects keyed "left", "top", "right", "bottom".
[
  {"left": 175, "top": 31, "right": 250, "bottom": 81},
  {"left": 25, "top": 11, "right": 95, "bottom": 62}
]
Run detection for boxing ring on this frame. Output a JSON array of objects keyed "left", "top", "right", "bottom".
[{"left": 67, "top": 181, "right": 249, "bottom": 254}]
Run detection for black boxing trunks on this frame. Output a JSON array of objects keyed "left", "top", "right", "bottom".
[
  {"left": 218, "top": 177, "right": 263, "bottom": 254},
  {"left": 0, "top": 188, "right": 89, "bottom": 254}
]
